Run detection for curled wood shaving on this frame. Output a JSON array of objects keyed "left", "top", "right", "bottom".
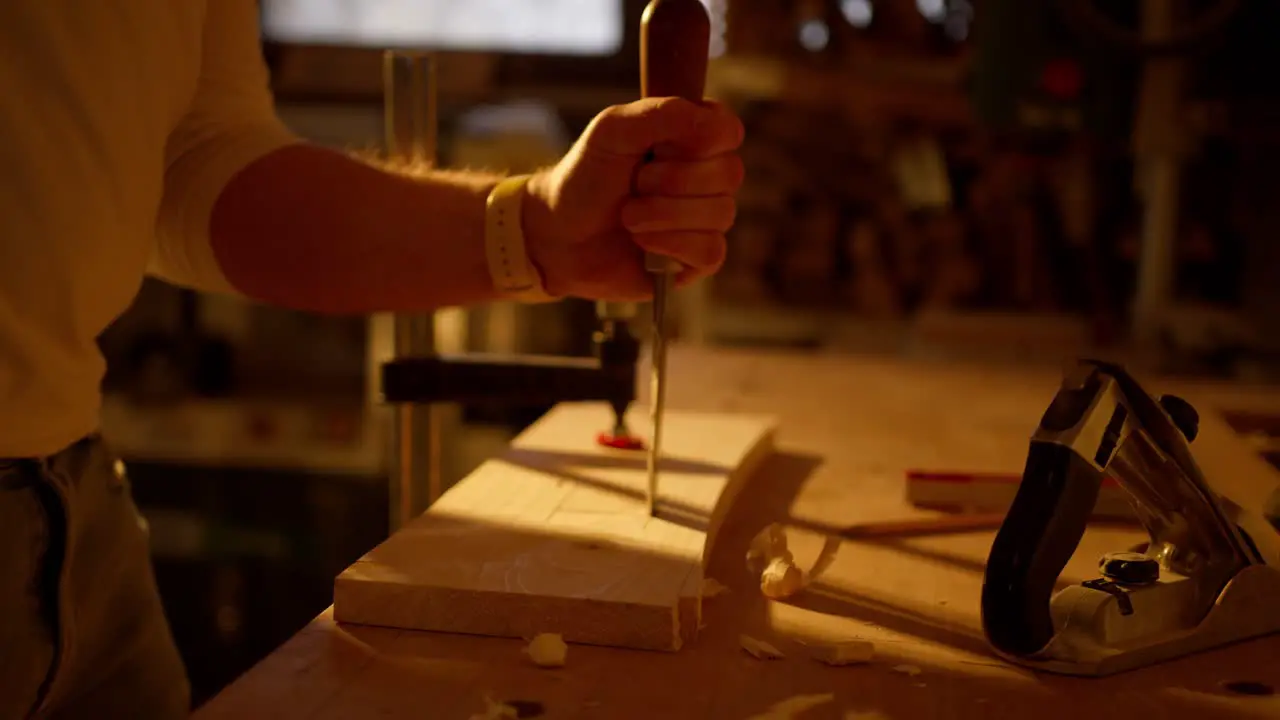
[
  {"left": 809, "top": 536, "right": 841, "bottom": 581},
  {"left": 468, "top": 697, "right": 518, "bottom": 720},
  {"left": 702, "top": 577, "right": 730, "bottom": 598},
  {"left": 748, "top": 524, "right": 806, "bottom": 600},
  {"left": 746, "top": 524, "right": 793, "bottom": 575},
  {"left": 746, "top": 693, "right": 836, "bottom": 719},
  {"left": 812, "top": 639, "right": 875, "bottom": 666},
  {"left": 524, "top": 634, "right": 567, "bottom": 668},
  {"left": 740, "top": 634, "right": 785, "bottom": 660},
  {"left": 748, "top": 525, "right": 843, "bottom": 600},
  {"left": 760, "top": 556, "right": 806, "bottom": 600}
]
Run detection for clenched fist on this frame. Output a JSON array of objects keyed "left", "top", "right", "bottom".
[{"left": 522, "top": 97, "right": 746, "bottom": 301}]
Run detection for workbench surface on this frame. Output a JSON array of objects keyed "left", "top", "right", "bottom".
[{"left": 194, "top": 348, "right": 1280, "bottom": 720}]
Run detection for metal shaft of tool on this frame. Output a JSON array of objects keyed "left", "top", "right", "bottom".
[
  {"left": 384, "top": 49, "right": 444, "bottom": 532},
  {"left": 640, "top": 0, "right": 712, "bottom": 516},
  {"left": 646, "top": 272, "right": 672, "bottom": 516}
]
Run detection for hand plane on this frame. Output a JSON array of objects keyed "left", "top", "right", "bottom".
[{"left": 982, "top": 358, "right": 1280, "bottom": 676}]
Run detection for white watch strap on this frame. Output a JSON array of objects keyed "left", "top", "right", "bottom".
[{"left": 484, "top": 175, "right": 556, "bottom": 303}]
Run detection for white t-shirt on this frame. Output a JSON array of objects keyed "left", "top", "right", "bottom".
[{"left": 0, "top": 1, "right": 300, "bottom": 456}]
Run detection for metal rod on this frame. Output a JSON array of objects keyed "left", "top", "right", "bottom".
[
  {"left": 1131, "top": 0, "right": 1186, "bottom": 349},
  {"left": 383, "top": 49, "right": 444, "bottom": 531}
]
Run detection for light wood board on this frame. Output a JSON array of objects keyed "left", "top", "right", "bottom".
[
  {"left": 198, "top": 349, "right": 1280, "bottom": 720},
  {"left": 333, "top": 401, "right": 777, "bottom": 651}
]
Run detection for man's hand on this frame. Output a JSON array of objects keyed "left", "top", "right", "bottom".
[
  {"left": 522, "top": 97, "right": 746, "bottom": 301},
  {"left": 210, "top": 97, "right": 742, "bottom": 315}
]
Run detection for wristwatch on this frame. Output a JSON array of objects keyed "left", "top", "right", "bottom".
[{"left": 484, "top": 175, "right": 557, "bottom": 303}]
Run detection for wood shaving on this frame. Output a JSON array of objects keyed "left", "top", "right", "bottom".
[
  {"left": 811, "top": 640, "right": 875, "bottom": 666},
  {"left": 748, "top": 525, "right": 809, "bottom": 600},
  {"left": 739, "top": 634, "right": 785, "bottom": 660},
  {"left": 760, "top": 556, "right": 806, "bottom": 599},
  {"left": 746, "top": 524, "right": 793, "bottom": 575},
  {"left": 747, "top": 525, "right": 840, "bottom": 600},
  {"left": 745, "top": 693, "right": 835, "bottom": 719},
  {"left": 469, "top": 697, "right": 518, "bottom": 720},
  {"left": 809, "top": 536, "right": 841, "bottom": 581},
  {"left": 524, "top": 633, "right": 567, "bottom": 668},
  {"left": 891, "top": 664, "right": 923, "bottom": 677},
  {"left": 702, "top": 577, "right": 730, "bottom": 598}
]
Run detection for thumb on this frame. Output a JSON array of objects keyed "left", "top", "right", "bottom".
[{"left": 585, "top": 97, "right": 739, "bottom": 159}]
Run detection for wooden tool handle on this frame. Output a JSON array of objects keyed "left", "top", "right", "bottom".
[
  {"left": 641, "top": 0, "right": 711, "bottom": 103},
  {"left": 640, "top": 0, "right": 711, "bottom": 275},
  {"left": 841, "top": 513, "right": 1011, "bottom": 540}
]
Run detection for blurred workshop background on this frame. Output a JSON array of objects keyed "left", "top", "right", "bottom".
[{"left": 93, "top": 0, "right": 1280, "bottom": 706}]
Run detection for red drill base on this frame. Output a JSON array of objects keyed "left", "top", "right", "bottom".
[{"left": 596, "top": 431, "right": 645, "bottom": 451}]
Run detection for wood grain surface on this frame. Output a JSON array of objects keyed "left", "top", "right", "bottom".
[
  {"left": 196, "top": 347, "right": 1280, "bottom": 720},
  {"left": 333, "top": 402, "right": 776, "bottom": 651}
]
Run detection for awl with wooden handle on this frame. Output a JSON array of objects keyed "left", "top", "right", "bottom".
[{"left": 640, "top": 0, "right": 711, "bottom": 516}]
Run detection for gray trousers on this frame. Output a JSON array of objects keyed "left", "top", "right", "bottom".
[{"left": 0, "top": 437, "right": 190, "bottom": 719}]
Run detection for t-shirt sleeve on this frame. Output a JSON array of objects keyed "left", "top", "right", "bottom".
[{"left": 151, "top": 0, "right": 303, "bottom": 294}]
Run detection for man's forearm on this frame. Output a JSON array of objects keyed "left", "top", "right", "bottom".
[{"left": 209, "top": 143, "right": 514, "bottom": 314}]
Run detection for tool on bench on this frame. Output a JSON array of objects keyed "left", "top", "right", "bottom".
[
  {"left": 982, "top": 358, "right": 1280, "bottom": 676},
  {"left": 639, "top": 0, "right": 711, "bottom": 516}
]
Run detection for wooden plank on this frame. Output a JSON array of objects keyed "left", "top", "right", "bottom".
[
  {"left": 333, "top": 402, "right": 776, "bottom": 651},
  {"left": 196, "top": 350, "right": 1280, "bottom": 720}
]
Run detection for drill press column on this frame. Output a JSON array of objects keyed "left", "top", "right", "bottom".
[
  {"left": 383, "top": 49, "right": 444, "bottom": 531},
  {"left": 1131, "top": 0, "right": 1187, "bottom": 350}
]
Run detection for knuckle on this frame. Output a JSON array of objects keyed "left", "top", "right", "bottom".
[
  {"left": 702, "top": 233, "right": 727, "bottom": 269},
  {"left": 598, "top": 104, "right": 629, "bottom": 123},
  {"left": 722, "top": 155, "right": 745, "bottom": 190},
  {"left": 590, "top": 104, "right": 631, "bottom": 137},
  {"left": 729, "top": 115, "right": 747, "bottom": 147},
  {"left": 715, "top": 198, "right": 738, "bottom": 231}
]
